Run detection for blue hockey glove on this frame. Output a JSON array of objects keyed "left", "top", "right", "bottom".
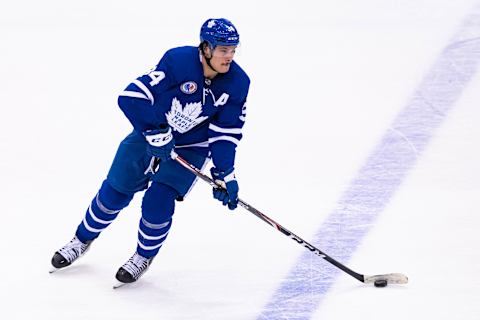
[
  {"left": 210, "top": 167, "right": 239, "bottom": 210},
  {"left": 143, "top": 125, "right": 175, "bottom": 162}
]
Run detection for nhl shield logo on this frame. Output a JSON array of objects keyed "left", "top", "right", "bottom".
[{"left": 180, "top": 81, "right": 197, "bottom": 94}]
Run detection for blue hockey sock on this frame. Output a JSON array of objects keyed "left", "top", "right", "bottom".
[
  {"left": 137, "top": 182, "right": 177, "bottom": 258},
  {"left": 76, "top": 180, "right": 133, "bottom": 243}
]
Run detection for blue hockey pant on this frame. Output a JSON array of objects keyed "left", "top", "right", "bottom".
[{"left": 75, "top": 130, "right": 208, "bottom": 258}]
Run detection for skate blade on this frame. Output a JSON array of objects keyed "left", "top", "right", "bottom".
[
  {"left": 113, "top": 281, "right": 129, "bottom": 289},
  {"left": 49, "top": 267, "right": 60, "bottom": 274}
]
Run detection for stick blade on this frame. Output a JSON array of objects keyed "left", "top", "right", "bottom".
[{"left": 364, "top": 273, "right": 408, "bottom": 285}]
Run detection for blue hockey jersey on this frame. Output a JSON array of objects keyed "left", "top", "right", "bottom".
[{"left": 117, "top": 46, "right": 250, "bottom": 171}]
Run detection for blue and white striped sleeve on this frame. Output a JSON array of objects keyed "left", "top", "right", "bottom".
[
  {"left": 120, "top": 79, "right": 157, "bottom": 105},
  {"left": 208, "top": 123, "right": 243, "bottom": 146},
  {"left": 208, "top": 100, "right": 247, "bottom": 171},
  {"left": 117, "top": 53, "right": 172, "bottom": 132}
]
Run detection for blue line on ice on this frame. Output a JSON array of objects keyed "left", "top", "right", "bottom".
[{"left": 257, "top": 6, "right": 480, "bottom": 320}]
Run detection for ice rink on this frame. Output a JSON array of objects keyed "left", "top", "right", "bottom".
[{"left": 1, "top": 1, "right": 479, "bottom": 319}]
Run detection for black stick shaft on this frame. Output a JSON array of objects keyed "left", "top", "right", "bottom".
[{"left": 174, "top": 155, "right": 365, "bottom": 283}]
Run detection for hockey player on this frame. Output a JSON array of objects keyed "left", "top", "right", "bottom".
[{"left": 50, "top": 18, "right": 250, "bottom": 285}]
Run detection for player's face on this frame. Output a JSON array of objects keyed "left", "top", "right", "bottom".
[{"left": 210, "top": 45, "right": 236, "bottom": 73}]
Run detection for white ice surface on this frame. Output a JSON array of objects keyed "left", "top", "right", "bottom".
[{"left": 1, "top": 1, "right": 479, "bottom": 319}]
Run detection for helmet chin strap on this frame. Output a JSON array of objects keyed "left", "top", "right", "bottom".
[{"left": 205, "top": 55, "right": 221, "bottom": 74}]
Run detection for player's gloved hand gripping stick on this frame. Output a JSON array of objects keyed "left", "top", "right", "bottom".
[
  {"left": 210, "top": 167, "right": 239, "bottom": 210},
  {"left": 172, "top": 152, "right": 409, "bottom": 287},
  {"left": 143, "top": 124, "right": 175, "bottom": 161},
  {"left": 143, "top": 124, "right": 175, "bottom": 175}
]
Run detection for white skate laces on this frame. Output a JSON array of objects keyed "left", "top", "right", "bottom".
[
  {"left": 121, "top": 253, "right": 153, "bottom": 280},
  {"left": 50, "top": 236, "right": 92, "bottom": 271},
  {"left": 58, "top": 236, "right": 90, "bottom": 263}
]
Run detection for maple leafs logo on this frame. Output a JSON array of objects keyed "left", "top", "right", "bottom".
[
  {"left": 166, "top": 98, "right": 208, "bottom": 133},
  {"left": 207, "top": 20, "right": 216, "bottom": 28}
]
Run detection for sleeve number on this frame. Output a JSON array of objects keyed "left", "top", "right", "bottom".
[
  {"left": 239, "top": 102, "right": 247, "bottom": 121},
  {"left": 148, "top": 71, "right": 165, "bottom": 86}
]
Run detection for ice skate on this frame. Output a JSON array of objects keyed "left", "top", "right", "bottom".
[
  {"left": 114, "top": 252, "right": 154, "bottom": 288},
  {"left": 50, "top": 236, "right": 92, "bottom": 272}
]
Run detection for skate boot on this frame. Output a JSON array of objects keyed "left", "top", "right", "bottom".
[
  {"left": 51, "top": 236, "right": 92, "bottom": 270},
  {"left": 115, "top": 252, "right": 154, "bottom": 284}
]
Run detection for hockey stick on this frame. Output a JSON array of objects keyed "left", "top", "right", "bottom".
[{"left": 173, "top": 153, "right": 408, "bottom": 286}]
